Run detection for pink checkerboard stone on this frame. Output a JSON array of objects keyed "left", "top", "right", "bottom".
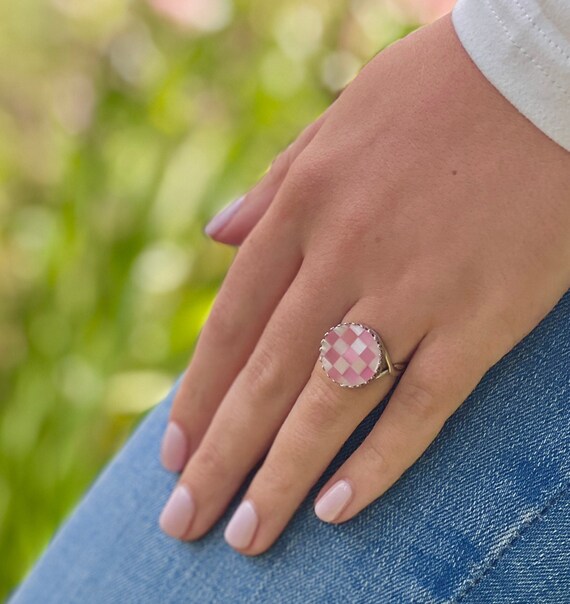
[{"left": 319, "top": 323, "right": 383, "bottom": 387}]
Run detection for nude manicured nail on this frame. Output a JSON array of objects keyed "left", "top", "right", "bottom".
[
  {"left": 315, "top": 480, "right": 353, "bottom": 523},
  {"left": 224, "top": 500, "right": 258, "bottom": 549},
  {"left": 204, "top": 195, "right": 245, "bottom": 237},
  {"left": 159, "top": 485, "right": 195, "bottom": 538},
  {"left": 160, "top": 422, "right": 189, "bottom": 473}
]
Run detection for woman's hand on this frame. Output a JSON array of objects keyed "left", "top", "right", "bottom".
[{"left": 159, "top": 13, "right": 570, "bottom": 555}]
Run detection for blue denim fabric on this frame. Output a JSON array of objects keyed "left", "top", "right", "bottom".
[{"left": 10, "top": 289, "right": 570, "bottom": 603}]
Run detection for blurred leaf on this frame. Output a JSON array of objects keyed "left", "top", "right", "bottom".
[{"left": 0, "top": 0, "right": 430, "bottom": 597}]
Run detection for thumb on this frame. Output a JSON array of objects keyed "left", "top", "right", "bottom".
[{"left": 203, "top": 112, "right": 327, "bottom": 246}]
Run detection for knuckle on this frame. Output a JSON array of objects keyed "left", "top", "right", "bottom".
[
  {"left": 396, "top": 379, "right": 438, "bottom": 422},
  {"left": 254, "top": 425, "right": 319, "bottom": 500},
  {"left": 257, "top": 459, "right": 298, "bottom": 499},
  {"left": 269, "top": 146, "right": 293, "bottom": 180},
  {"left": 284, "top": 151, "right": 331, "bottom": 203},
  {"left": 191, "top": 439, "right": 228, "bottom": 482},
  {"left": 361, "top": 438, "right": 390, "bottom": 473},
  {"left": 243, "top": 344, "right": 282, "bottom": 396},
  {"left": 270, "top": 148, "right": 337, "bottom": 238},
  {"left": 302, "top": 375, "right": 348, "bottom": 431},
  {"left": 205, "top": 294, "right": 240, "bottom": 345}
]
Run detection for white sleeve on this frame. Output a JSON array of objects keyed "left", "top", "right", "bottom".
[{"left": 451, "top": 0, "right": 570, "bottom": 151}]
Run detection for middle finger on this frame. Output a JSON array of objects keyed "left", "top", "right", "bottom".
[{"left": 159, "top": 259, "right": 354, "bottom": 540}]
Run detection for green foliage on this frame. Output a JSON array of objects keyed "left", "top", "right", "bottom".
[{"left": 0, "top": 0, "right": 414, "bottom": 597}]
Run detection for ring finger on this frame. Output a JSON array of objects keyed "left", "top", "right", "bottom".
[{"left": 222, "top": 296, "right": 427, "bottom": 555}]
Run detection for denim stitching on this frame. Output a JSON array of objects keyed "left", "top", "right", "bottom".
[
  {"left": 446, "top": 480, "right": 570, "bottom": 603},
  {"left": 483, "top": 0, "right": 569, "bottom": 97},
  {"left": 513, "top": 0, "right": 570, "bottom": 62}
]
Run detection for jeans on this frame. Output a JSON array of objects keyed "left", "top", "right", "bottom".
[{"left": 10, "top": 289, "right": 570, "bottom": 603}]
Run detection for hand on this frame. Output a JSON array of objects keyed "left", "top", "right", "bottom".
[{"left": 158, "top": 13, "right": 570, "bottom": 555}]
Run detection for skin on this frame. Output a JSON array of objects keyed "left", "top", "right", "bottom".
[{"left": 163, "top": 13, "right": 570, "bottom": 555}]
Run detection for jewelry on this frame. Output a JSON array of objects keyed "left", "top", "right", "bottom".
[{"left": 319, "top": 322, "right": 407, "bottom": 388}]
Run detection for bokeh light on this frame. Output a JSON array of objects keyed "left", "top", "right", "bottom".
[{"left": 0, "top": 0, "right": 453, "bottom": 597}]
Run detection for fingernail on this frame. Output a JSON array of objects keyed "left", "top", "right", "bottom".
[
  {"left": 204, "top": 195, "right": 245, "bottom": 237},
  {"left": 159, "top": 485, "right": 195, "bottom": 538},
  {"left": 314, "top": 479, "right": 353, "bottom": 523},
  {"left": 160, "top": 422, "right": 189, "bottom": 473},
  {"left": 224, "top": 500, "right": 258, "bottom": 550}
]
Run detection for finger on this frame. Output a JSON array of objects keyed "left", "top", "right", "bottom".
[
  {"left": 160, "top": 210, "right": 302, "bottom": 473},
  {"left": 222, "top": 298, "right": 428, "bottom": 555},
  {"left": 313, "top": 326, "right": 491, "bottom": 525},
  {"left": 205, "top": 112, "right": 328, "bottom": 246},
  {"left": 160, "top": 258, "right": 353, "bottom": 540}
]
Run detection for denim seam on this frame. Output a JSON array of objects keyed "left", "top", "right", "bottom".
[{"left": 446, "top": 480, "right": 570, "bottom": 603}]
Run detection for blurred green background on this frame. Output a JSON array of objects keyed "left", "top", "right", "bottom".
[{"left": 0, "top": 0, "right": 450, "bottom": 597}]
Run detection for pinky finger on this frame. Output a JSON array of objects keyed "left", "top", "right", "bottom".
[
  {"left": 205, "top": 111, "right": 328, "bottom": 245},
  {"left": 313, "top": 328, "right": 492, "bottom": 524}
]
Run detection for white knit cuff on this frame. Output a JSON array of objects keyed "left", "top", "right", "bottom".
[{"left": 452, "top": 0, "right": 570, "bottom": 151}]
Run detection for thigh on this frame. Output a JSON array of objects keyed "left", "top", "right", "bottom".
[{"left": 10, "top": 290, "right": 570, "bottom": 604}]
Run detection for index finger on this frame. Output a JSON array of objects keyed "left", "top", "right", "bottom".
[{"left": 161, "top": 209, "right": 303, "bottom": 472}]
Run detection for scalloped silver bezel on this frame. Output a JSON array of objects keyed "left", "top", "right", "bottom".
[{"left": 319, "top": 321, "right": 388, "bottom": 388}]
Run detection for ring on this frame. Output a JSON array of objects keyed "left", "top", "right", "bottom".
[{"left": 319, "top": 322, "right": 407, "bottom": 388}]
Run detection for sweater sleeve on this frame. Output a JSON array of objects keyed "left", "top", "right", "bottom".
[{"left": 451, "top": 0, "right": 570, "bottom": 151}]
